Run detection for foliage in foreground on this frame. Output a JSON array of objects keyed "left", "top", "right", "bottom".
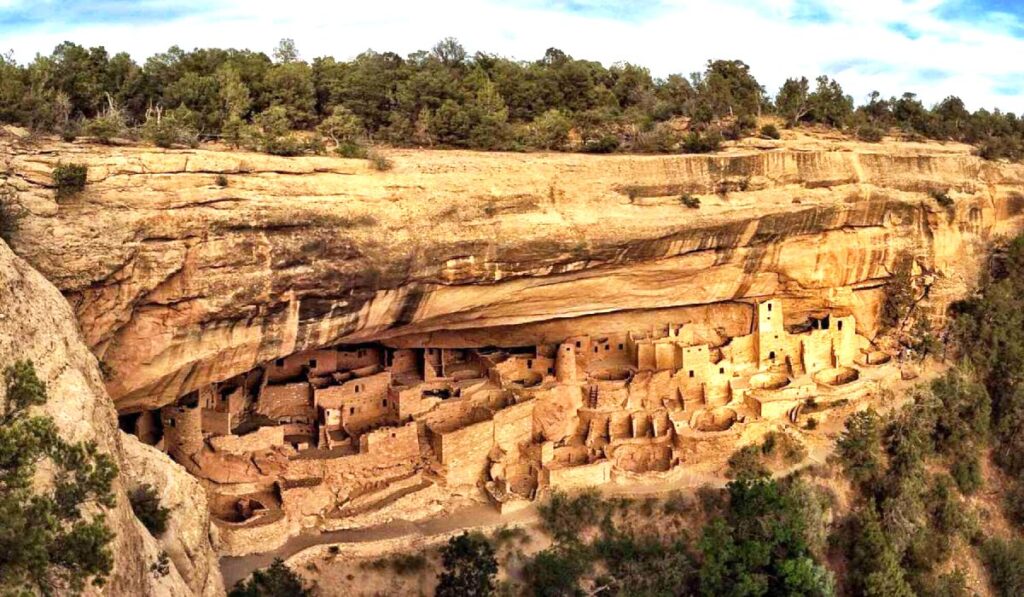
[
  {"left": 228, "top": 558, "right": 311, "bottom": 597},
  {"left": 0, "top": 361, "right": 118, "bottom": 595}
]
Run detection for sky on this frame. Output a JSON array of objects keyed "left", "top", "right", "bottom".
[{"left": 1, "top": 0, "right": 1023, "bottom": 112}]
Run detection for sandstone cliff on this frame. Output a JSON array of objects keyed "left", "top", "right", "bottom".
[
  {"left": 0, "top": 238, "right": 223, "bottom": 595},
  {"left": 4, "top": 132, "right": 1024, "bottom": 411}
]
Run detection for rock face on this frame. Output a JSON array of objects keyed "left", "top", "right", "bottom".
[
  {"left": 4, "top": 133, "right": 1024, "bottom": 411},
  {"left": 0, "top": 238, "right": 223, "bottom": 596}
]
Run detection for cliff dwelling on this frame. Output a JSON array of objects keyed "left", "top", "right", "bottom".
[{"left": 119, "top": 298, "right": 894, "bottom": 555}]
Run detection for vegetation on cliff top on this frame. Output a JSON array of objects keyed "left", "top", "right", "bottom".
[{"left": 0, "top": 39, "right": 1021, "bottom": 159}]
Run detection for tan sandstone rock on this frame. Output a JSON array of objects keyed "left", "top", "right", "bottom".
[
  {"left": 3, "top": 133, "right": 1024, "bottom": 412},
  {"left": 0, "top": 238, "right": 223, "bottom": 596}
]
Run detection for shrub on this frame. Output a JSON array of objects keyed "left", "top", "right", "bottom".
[
  {"left": 129, "top": 484, "right": 170, "bottom": 536},
  {"left": 367, "top": 149, "right": 393, "bottom": 171},
  {"left": 436, "top": 532, "right": 498, "bottom": 597},
  {"left": 857, "top": 125, "right": 885, "bottom": 142},
  {"left": 538, "top": 489, "right": 607, "bottom": 543},
  {"left": 335, "top": 141, "right": 368, "bottom": 159},
  {"left": 760, "top": 124, "right": 781, "bottom": 139},
  {"left": 0, "top": 184, "right": 25, "bottom": 244},
  {"left": 229, "top": 558, "right": 310, "bottom": 597},
  {"left": 726, "top": 444, "right": 769, "bottom": 480},
  {"left": 582, "top": 134, "right": 620, "bottom": 154},
  {"left": 52, "top": 162, "right": 88, "bottom": 199},
  {"left": 215, "top": 174, "right": 229, "bottom": 188},
  {"left": 981, "top": 538, "right": 1024, "bottom": 597},
  {"left": 681, "top": 130, "right": 722, "bottom": 154},
  {"left": 679, "top": 194, "right": 701, "bottom": 208},
  {"left": 761, "top": 431, "right": 808, "bottom": 465},
  {"left": 523, "top": 546, "right": 590, "bottom": 597},
  {"left": 0, "top": 361, "right": 118, "bottom": 595},
  {"left": 83, "top": 112, "right": 127, "bottom": 144},
  {"left": 805, "top": 417, "right": 818, "bottom": 430},
  {"left": 141, "top": 107, "right": 199, "bottom": 148},
  {"left": 529, "top": 109, "right": 573, "bottom": 150},
  {"left": 929, "top": 188, "right": 954, "bottom": 208}
]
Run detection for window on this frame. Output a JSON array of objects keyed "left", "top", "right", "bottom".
[
  {"left": 768, "top": 303, "right": 772, "bottom": 312},
  {"left": 309, "top": 359, "right": 317, "bottom": 369},
  {"left": 548, "top": 368, "right": 554, "bottom": 375},
  {"left": 350, "top": 407, "right": 355, "bottom": 415},
  {"left": 618, "top": 343, "right": 624, "bottom": 350},
  {"left": 719, "top": 367, "right": 725, "bottom": 374},
  {"left": 575, "top": 341, "right": 581, "bottom": 348},
  {"left": 566, "top": 346, "right": 572, "bottom": 352},
  {"left": 527, "top": 360, "right": 533, "bottom": 369},
  {"left": 688, "top": 370, "right": 694, "bottom": 378},
  {"left": 355, "top": 385, "right": 361, "bottom": 393},
  {"left": 769, "top": 351, "right": 776, "bottom": 360},
  {"left": 605, "top": 344, "right": 610, "bottom": 351},
  {"left": 837, "top": 321, "right": 843, "bottom": 331},
  {"left": 275, "top": 358, "right": 284, "bottom": 367},
  {"left": 382, "top": 399, "right": 388, "bottom": 407},
  {"left": 594, "top": 347, "right": 599, "bottom": 353}
]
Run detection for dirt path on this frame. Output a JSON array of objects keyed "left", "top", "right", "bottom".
[{"left": 219, "top": 502, "right": 538, "bottom": 588}]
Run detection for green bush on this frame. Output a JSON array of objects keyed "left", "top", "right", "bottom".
[
  {"left": 679, "top": 194, "right": 701, "bottom": 208},
  {"left": 950, "top": 456, "right": 983, "bottom": 495},
  {"left": 129, "top": 484, "right": 170, "bottom": 536},
  {"left": 538, "top": 489, "right": 607, "bottom": 543},
  {"left": 929, "top": 188, "right": 954, "bottom": 208},
  {"left": 52, "top": 162, "right": 88, "bottom": 199},
  {"left": 229, "top": 558, "right": 310, "bottom": 597},
  {"left": 681, "top": 130, "right": 722, "bottom": 154},
  {"left": 83, "top": 112, "right": 126, "bottom": 144},
  {"left": 335, "top": 141, "right": 368, "bottom": 159},
  {"left": 857, "top": 124, "right": 885, "bottom": 142},
  {"left": 436, "top": 532, "right": 497, "bottom": 597},
  {"left": 582, "top": 134, "right": 620, "bottom": 154},
  {"left": 760, "top": 124, "right": 781, "bottom": 139},
  {"left": 981, "top": 538, "right": 1024, "bottom": 597},
  {"left": 141, "top": 107, "right": 199, "bottom": 149},
  {"left": 0, "top": 185, "right": 24, "bottom": 244},
  {"left": 367, "top": 149, "right": 393, "bottom": 171},
  {"left": 726, "top": 444, "right": 769, "bottom": 480},
  {"left": 523, "top": 545, "right": 590, "bottom": 597},
  {"left": 0, "top": 361, "right": 118, "bottom": 595}
]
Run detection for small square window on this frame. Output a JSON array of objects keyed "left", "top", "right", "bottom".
[
  {"left": 618, "top": 343, "right": 624, "bottom": 350},
  {"left": 719, "top": 367, "right": 724, "bottom": 374},
  {"left": 309, "top": 359, "right": 317, "bottom": 369},
  {"left": 575, "top": 341, "right": 581, "bottom": 348},
  {"left": 275, "top": 358, "right": 284, "bottom": 367},
  {"left": 689, "top": 370, "right": 694, "bottom": 378}
]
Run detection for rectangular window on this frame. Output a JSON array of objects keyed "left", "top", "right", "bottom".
[
  {"left": 719, "top": 367, "right": 725, "bottom": 374},
  {"left": 768, "top": 303, "right": 772, "bottom": 311},
  {"left": 309, "top": 359, "right": 317, "bottom": 369},
  {"left": 382, "top": 399, "right": 387, "bottom": 407},
  {"left": 618, "top": 343, "right": 624, "bottom": 350},
  {"left": 350, "top": 407, "right": 355, "bottom": 415},
  {"left": 689, "top": 370, "right": 694, "bottom": 378},
  {"left": 575, "top": 341, "right": 581, "bottom": 348},
  {"left": 838, "top": 321, "right": 843, "bottom": 331},
  {"left": 275, "top": 358, "right": 284, "bottom": 367}
]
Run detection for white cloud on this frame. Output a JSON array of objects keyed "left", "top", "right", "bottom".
[{"left": 1, "top": 0, "right": 1022, "bottom": 111}]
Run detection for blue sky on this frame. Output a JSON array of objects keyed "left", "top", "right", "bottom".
[{"left": 1, "top": 0, "right": 1023, "bottom": 111}]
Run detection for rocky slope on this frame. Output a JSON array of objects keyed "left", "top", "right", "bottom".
[
  {"left": 4, "top": 131, "right": 1024, "bottom": 412},
  {"left": 0, "top": 238, "right": 223, "bottom": 595}
]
